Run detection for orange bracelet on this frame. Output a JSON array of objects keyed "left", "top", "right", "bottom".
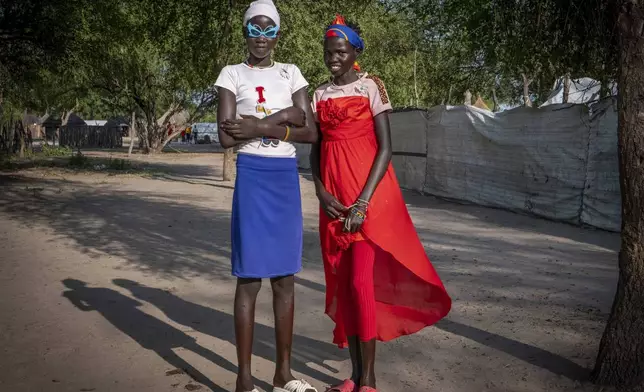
[{"left": 283, "top": 126, "right": 291, "bottom": 141}]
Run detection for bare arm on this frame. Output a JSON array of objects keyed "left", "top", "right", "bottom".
[
  {"left": 216, "top": 87, "right": 241, "bottom": 149},
  {"left": 309, "top": 127, "right": 324, "bottom": 194},
  {"left": 310, "top": 123, "right": 348, "bottom": 219},
  {"left": 236, "top": 87, "right": 318, "bottom": 143},
  {"left": 285, "top": 87, "right": 318, "bottom": 143},
  {"left": 343, "top": 111, "right": 392, "bottom": 233},
  {"left": 357, "top": 111, "right": 393, "bottom": 202}
]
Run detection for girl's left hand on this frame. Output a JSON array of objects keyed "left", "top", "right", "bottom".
[
  {"left": 343, "top": 203, "right": 367, "bottom": 233},
  {"left": 221, "top": 115, "right": 260, "bottom": 140}
]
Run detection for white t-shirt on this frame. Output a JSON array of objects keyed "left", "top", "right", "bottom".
[{"left": 215, "top": 62, "right": 308, "bottom": 158}]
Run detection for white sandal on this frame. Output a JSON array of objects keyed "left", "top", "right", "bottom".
[{"left": 273, "top": 379, "right": 318, "bottom": 392}]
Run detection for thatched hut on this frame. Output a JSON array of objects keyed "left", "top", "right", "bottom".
[
  {"left": 41, "top": 113, "right": 62, "bottom": 143},
  {"left": 23, "top": 114, "right": 44, "bottom": 139}
]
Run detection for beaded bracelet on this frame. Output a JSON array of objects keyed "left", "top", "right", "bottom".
[
  {"left": 351, "top": 208, "right": 366, "bottom": 220},
  {"left": 356, "top": 198, "right": 369, "bottom": 207}
]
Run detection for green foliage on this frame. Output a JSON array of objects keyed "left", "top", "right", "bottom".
[
  {"left": 271, "top": 1, "right": 433, "bottom": 107},
  {"left": 398, "top": 0, "right": 618, "bottom": 105},
  {"left": 107, "top": 158, "right": 132, "bottom": 171},
  {"left": 68, "top": 152, "right": 90, "bottom": 168},
  {"left": 0, "top": 0, "right": 87, "bottom": 105},
  {"left": 41, "top": 145, "right": 73, "bottom": 157},
  {"left": 273, "top": 0, "right": 522, "bottom": 107},
  {"left": 65, "top": 152, "right": 134, "bottom": 172},
  {"left": 1, "top": 0, "right": 620, "bottom": 145},
  {"left": 200, "top": 113, "right": 218, "bottom": 123},
  {"left": 70, "top": 0, "right": 240, "bottom": 151},
  {"left": 0, "top": 153, "right": 15, "bottom": 171}
]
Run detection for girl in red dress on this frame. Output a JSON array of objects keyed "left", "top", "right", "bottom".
[{"left": 310, "top": 16, "right": 452, "bottom": 392}]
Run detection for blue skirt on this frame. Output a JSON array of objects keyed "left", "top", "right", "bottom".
[{"left": 231, "top": 153, "right": 303, "bottom": 278}]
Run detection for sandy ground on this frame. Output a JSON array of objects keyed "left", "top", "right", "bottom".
[{"left": 0, "top": 151, "right": 620, "bottom": 392}]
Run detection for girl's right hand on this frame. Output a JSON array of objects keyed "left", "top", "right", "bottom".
[
  {"left": 279, "top": 106, "right": 306, "bottom": 127},
  {"left": 317, "top": 188, "right": 348, "bottom": 220}
]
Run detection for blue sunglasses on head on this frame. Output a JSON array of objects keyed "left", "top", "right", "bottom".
[{"left": 246, "top": 23, "right": 279, "bottom": 39}]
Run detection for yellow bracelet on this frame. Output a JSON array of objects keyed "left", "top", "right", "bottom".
[{"left": 283, "top": 126, "right": 290, "bottom": 141}]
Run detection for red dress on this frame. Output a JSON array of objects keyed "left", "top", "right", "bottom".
[{"left": 313, "top": 74, "right": 452, "bottom": 347}]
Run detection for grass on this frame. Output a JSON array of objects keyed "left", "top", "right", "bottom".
[
  {"left": 66, "top": 152, "right": 145, "bottom": 174},
  {"left": 41, "top": 145, "right": 73, "bottom": 157},
  {"left": 1, "top": 150, "right": 163, "bottom": 177},
  {"left": 0, "top": 154, "right": 15, "bottom": 171}
]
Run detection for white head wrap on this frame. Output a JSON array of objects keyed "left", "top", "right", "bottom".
[{"left": 243, "top": 0, "right": 280, "bottom": 28}]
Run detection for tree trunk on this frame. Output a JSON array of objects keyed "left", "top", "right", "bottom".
[
  {"left": 140, "top": 103, "right": 187, "bottom": 154},
  {"left": 144, "top": 121, "right": 166, "bottom": 154},
  {"left": 223, "top": 148, "right": 235, "bottom": 181},
  {"left": 591, "top": 2, "right": 644, "bottom": 391},
  {"left": 159, "top": 127, "right": 184, "bottom": 152},
  {"left": 413, "top": 47, "right": 419, "bottom": 107},
  {"left": 601, "top": 73, "right": 612, "bottom": 99},
  {"left": 563, "top": 73, "right": 571, "bottom": 103},
  {"left": 138, "top": 122, "right": 153, "bottom": 154},
  {"left": 463, "top": 89, "right": 472, "bottom": 105},
  {"left": 128, "top": 111, "right": 136, "bottom": 156},
  {"left": 19, "top": 111, "right": 29, "bottom": 158},
  {"left": 17, "top": 121, "right": 27, "bottom": 158},
  {"left": 8, "top": 113, "right": 16, "bottom": 153},
  {"left": 522, "top": 73, "right": 533, "bottom": 107}
]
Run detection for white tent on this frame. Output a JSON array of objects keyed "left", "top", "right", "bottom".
[{"left": 540, "top": 77, "right": 617, "bottom": 107}]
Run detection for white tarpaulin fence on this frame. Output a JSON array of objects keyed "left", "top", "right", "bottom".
[
  {"left": 390, "top": 100, "right": 620, "bottom": 231},
  {"left": 295, "top": 99, "right": 620, "bottom": 231}
]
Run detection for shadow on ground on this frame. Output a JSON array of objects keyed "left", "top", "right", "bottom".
[
  {"left": 112, "top": 279, "right": 342, "bottom": 381},
  {"left": 294, "top": 273, "right": 591, "bottom": 382},
  {"left": 0, "top": 173, "right": 239, "bottom": 279},
  {"left": 401, "top": 190, "right": 619, "bottom": 251},
  {"left": 61, "top": 278, "right": 237, "bottom": 392},
  {"left": 61, "top": 278, "right": 343, "bottom": 391},
  {"left": 0, "top": 172, "right": 618, "bottom": 389},
  {"left": 1, "top": 174, "right": 342, "bottom": 390}
]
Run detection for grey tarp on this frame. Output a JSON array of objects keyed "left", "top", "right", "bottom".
[
  {"left": 297, "top": 100, "right": 620, "bottom": 231},
  {"left": 581, "top": 99, "right": 621, "bottom": 231}
]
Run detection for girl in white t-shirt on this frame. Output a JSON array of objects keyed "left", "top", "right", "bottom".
[{"left": 214, "top": 1, "right": 318, "bottom": 392}]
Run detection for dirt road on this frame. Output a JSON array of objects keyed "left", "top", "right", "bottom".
[{"left": 0, "top": 152, "right": 619, "bottom": 392}]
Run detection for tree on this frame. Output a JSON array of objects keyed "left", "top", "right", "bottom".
[
  {"left": 0, "top": 0, "right": 85, "bottom": 103},
  {"left": 591, "top": 1, "right": 644, "bottom": 390},
  {"left": 69, "top": 0, "right": 238, "bottom": 153},
  {"left": 0, "top": 0, "right": 91, "bottom": 154},
  {"left": 401, "top": 0, "right": 642, "bottom": 389},
  {"left": 393, "top": 0, "right": 521, "bottom": 106},
  {"left": 276, "top": 0, "right": 446, "bottom": 107}
]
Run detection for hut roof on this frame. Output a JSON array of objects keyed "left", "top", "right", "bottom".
[
  {"left": 85, "top": 120, "right": 107, "bottom": 127},
  {"left": 23, "top": 113, "right": 42, "bottom": 126},
  {"left": 106, "top": 116, "right": 129, "bottom": 128},
  {"left": 41, "top": 113, "right": 62, "bottom": 127},
  {"left": 65, "top": 112, "right": 86, "bottom": 126}
]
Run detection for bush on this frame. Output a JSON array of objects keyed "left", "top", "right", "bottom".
[
  {"left": 42, "top": 144, "right": 73, "bottom": 157},
  {"left": 107, "top": 158, "right": 131, "bottom": 171},
  {"left": 0, "top": 154, "right": 16, "bottom": 170},
  {"left": 68, "top": 152, "right": 89, "bottom": 168}
]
